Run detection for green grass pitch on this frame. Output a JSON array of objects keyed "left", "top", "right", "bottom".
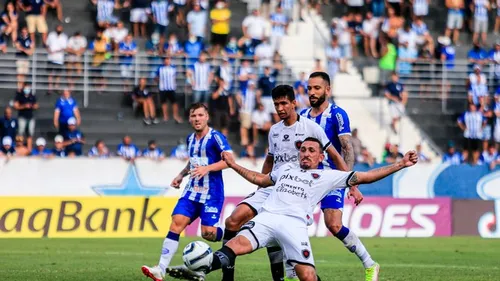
[{"left": 0, "top": 237, "right": 499, "bottom": 280}]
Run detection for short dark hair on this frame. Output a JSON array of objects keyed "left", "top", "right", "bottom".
[
  {"left": 148, "top": 140, "right": 156, "bottom": 146},
  {"left": 309, "top": 72, "right": 331, "bottom": 86},
  {"left": 189, "top": 103, "right": 209, "bottom": 113},
  {"left": 301, "top": 137, "right": 324, "bottom": 152},
  {"left": 271, "top": 85, "right": 295, "bottom": 101}
]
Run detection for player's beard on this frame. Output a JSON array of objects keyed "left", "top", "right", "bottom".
[{"left": 309, "top": 93, "right": 327, "bottom": 108}]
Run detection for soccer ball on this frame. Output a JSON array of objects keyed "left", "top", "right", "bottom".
[{"left": 182, "top": 241, "right": 213, "bottom": 272}]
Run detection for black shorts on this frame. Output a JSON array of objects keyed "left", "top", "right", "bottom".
[
  {"left": 47, "top": 62, "right": 64, "bottom": 74},
  {"left": 347, "top": 6, "right": 363, "bottom": 15},
  {"left": 212, "top": 110, "right": 229, "bottom": 130},
  {"left": 160, "top": 90, "right": 177, "bottom": 104},
  {"left": 211, "top": 33, "right": 228, "bottom": 46},
  {"left": 463, "top": 138, "right": 481, "bottom": 152}
]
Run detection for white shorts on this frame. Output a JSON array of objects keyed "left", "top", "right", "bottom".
[
  {"left": 474, "top": 19, "right": 488, "bottom": 33},
  {"left": 494, "top": 125, "right": 500, "bottom": 143},
  {"left": 483, "top": 125, "right": 492, "bottom": 141},
  {"left": 239, "top": 188, "right": 273, "bottom": 214},
  {"left": 239, "top": 211, "right": 315, "bottom": 268},
  {"left": 389, "top": 103, "right": 405, "bottom": 119},
  {"left": 121, "top": 64, "right": 133, "bottom": 78},
  {"left": 130, "top": 8, "right": 149, "bottom": 23},
  {"left": 447, "top": 12, "right": 463, "bottom": 29},
  {"left": 261, "top": 97, "right": 276, "bottom": 116}
]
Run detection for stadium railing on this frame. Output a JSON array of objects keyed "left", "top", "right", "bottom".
[{"left": 0, "top": 48, "right": 297, "bottom": 108}]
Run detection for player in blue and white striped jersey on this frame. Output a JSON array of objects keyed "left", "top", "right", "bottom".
[
  {"left": 142, "top": 103, "right": 232, "bottom": 281},
  {"left": 296, "top": 72, "right": 379, "bottom": 281}
]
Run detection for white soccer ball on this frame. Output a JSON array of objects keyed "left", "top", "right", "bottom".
[{"left": 182, "top": 241, "right": 213, "bottom": 272}]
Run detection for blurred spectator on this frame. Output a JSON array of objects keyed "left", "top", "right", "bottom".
[
  {"left": 326, "top": 37, "right": 342, "bottom": 81},
  {"left": 218, "top": 57, "right": 233, "bottom": 94},
  {"left": 385, "top": 72, "right": 408, "bottom": 134},
  {"left": 2, "top": 1, "right": 19, "bottom": 42},
  {"left": 46, "top": 24, "right": 68, "bottom": 95},
  {"left": 332, "top": 17, "right": 352, "bottom": 61},
  {"left": 238, "top": 59, "right": 256, "bottom": 96},
  {"left": 445, "top": 0, "right": 464, "bottom": 45},
  {"left": 53, "top": 89, "right": 81, "bottom": 135},
  {"left": 471, "top": 0, "right": 490, "bottom": 45},
  {"left": 89, "top": 29, "right": 111, "bottom": 92},
  {"left": 398, "top": 23, "right": 418, "bottom": 52},
  {"left": 357, "top": 146, "right": 375, "bottom": 167},
  {"left": 279, "top": 0, "right": 294, "bottom": 21},
  {"left": 381, "top": 7, "right": 404, "bottom": 41},
  {"left": 134, "top": 77, "right": 159, "bottom": 125},
  {"left": 386, "top": 0, "right": 402, "bottom": 16},
  {"left": 14, "top": 135, "right": 30, "bottom": 156},
  {"left": 63, "top": 117, "right": 85, "bottom": 157},
  {"left": 481, "top": 143, "right": 498, "bottom": 165},
  {"left": 347, "top": 13, "right": 363, "bottom": 58},
  {"left": 294, "top": 72, "right": 307, "bottom": 92},
  {"left": 379, "top": 34, "right": 397, "bottom": 86},
  {"left": 15, "top": 27, "right": 34, "bottom": 90},
  {"left": 397, "top": 41, "right": 418, "bottom": 75},
  {"left": 66, "top": 32, "right": 87, "bottom": 89},
  {"left": 270, "top": 5, "right": 288, "bottom": 53},
  {"left": 439, "top": 36, "right": 456, "bottom": 70},
  {"left": 14, "top": 83, "right": 38, "bottom": 150},
  {"left": 384, "top": 144, "right": 404, "bottom": 163},
  {"left": 187, "top": 52, "right": 213, "bottom": 105},
  {"left": 458, "top": 102, "right": 485, "bottom": 164},
  {"left": 0, "top": 34, "right": 6, "bottom": 53},
  {"left": 361, "top": 11, "right": 379, "bottom": 58},
  {"left": 124, "top": 0, "right": 150, "bottom": 38},
  {"left": 163, "top": 33, "right": 183, "bottom": 56},
  {"left": 211, "top": 70, "right": 234, "bottom": 136},
  {"left": 496, "top": 1, "right": 500, "bottom": 35},
  {"left": 142, "top": 140, "right": 165, "bottom": 160},
  {"left": 187, "top": 2, "right": 207, "bottom": 43},
  {"left": 242, "top": 9, "right": 267, "bottom": 47},
  {"left": 416, "top": 143, "right": 431, "bottom": 162},
  {"left": 31, "top": 137, "right": 52, "bottom": 157},
  {"left": 412, "top": 17, "right": 434, "bottom": 52},
  {"left": 88, "top": 139, "right": 111, "bottom": 158},
  {"left": 223, "top": 36, "right": 241, "bottom": 61},
  {"left": 104, "top": 21, "right": 129, "bottom": 50},
  {"left": 412, "top": 0, "right": 429, "bottom": 17},
  {"left": 170, "top": 139, "right": 188, "bottom": 160},
  {"left": 254, "top": 37, "right": 273, "bottom": 69},
  {"left": 468, "top": 64, "right": 487, "bottom": 107},
  {"left": 251, "top": 102, "right": 272, "bottom": 146},
  {"left": 370, "top": 0, "right": 385, "bottom": 17},
  {"left": 351, "top": 128, "right": 362, "bottom": 160},
  {"left": 442, "top": 141, "right": 463, "bottom": 164},
  {"left": 257, "top": 65, "right": 280, "bottom": 122},
  {"left": 184, "top": 33, "right": 205, "bottom": 64},
  {"left": 482, "top": 96, "right": 495, "bottom": 150},
  {"left": 173, "top": 0, "right": 187, "bottom": 26},
  {"left": 118, "top": 34, "right": 138, "bottom": 89},
  {"left": 210, "top": 0, "right": 231, "bottom": 55},
  {"left": 146, "top": 33, "right": 162, "bottom": 78},
  {"left": 92, "top": 0, "right": 118, "bottom": 28},
  {"left": 1, "top": 136, "right": 15, "bottom": 157},
  {"left": 490, "top": 41, "right": 500, "bottom": 88},
  {"left": 346, "top": 0, "right": 364, "bottom": 16},
  {"left": 45, "top": 0, "right": 63, "bottom": 22},
  {"left": 52, "top": 135, "right": 66, "bottom": 157},
  {"left": 495, "top": 97, "right": 500, "bottom": 148},
  {"left": 238, "top": 35, "right": 256, "bottom": 58},
  {"left": 311, "top": 58, "right": 326, "bottom": 73},
  {"left": 467, "top": 42, "right": 488, "bottom": 66},
  {"left": 237, "top": 79, "right": 256, "bottom": 147},
  {"left": 295, "top": 84, "right": 309, "bottom": 113},
  {"left": 157, "top": 56, "right": 182, "bottom": 123},
  {"left": 20, "top": 0, "right": 48, "bottom": 44},
  {"left": 150, "top": 0, "right": 173, "bottom": 45},
  {"left": 0, "top": 107, "right": 17, "bottom": 141},
  {"left": 117, "top": 135, "right": 141, "bottom": 161}
]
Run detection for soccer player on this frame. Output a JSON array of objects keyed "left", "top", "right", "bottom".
[
  {"left": 298, "top": 72, "right": 379, "bottom": 281},
  {"left": 141, "top": 103, "right": 232, "bottom": 281},
  {"left": 172, "top": 138, "right": 418, "bottom": 281},
  {"left": 217, "top": 85, "right": 351, "bottom": 281}
]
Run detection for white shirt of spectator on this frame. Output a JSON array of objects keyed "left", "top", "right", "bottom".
[
  {"left": 398, "top": 29, "right": 418, "bottom": 51},
  {"left": 242, "top": 15, "right": 268, "bottom": 40},
  {"left": 252, "top": 109, "right": 271, "bottom": 129},
  {"left": 68, "top": 36, "right": 88, "bottom": 55},
  {"left": 346, "top": 0, "right": 364, "bottom": 7},
  {"left": 220, "top": 64, "right": 232, "bottom": 91},
  {"left": 469, "top": 73, "right": 487, "bottom": 86},
  {"left": 492, "top": 50, "right": 500, "bottom": 77},
  {"left": 255, "top": 42, "right": 274, "bottom": 68},
  {"left": 362, "top": 18, "right": 379, "bottom": 37},
  {"left": 241, "top": 88, "right": 256, "bottom": 114},
  {"left": 239, "top": 66, "right": 254, "bottom": 80},
  {"left": 104, "top": 27, "right": 128, "bottom": 44},
  {"left": 337, "top": 19, "right": 351, "bottom": 45},
  {"left": 187, "top": 10, "right": 208, "bottom": 38},
  {"left": 47, "top": 32, "right": 69, "bottom": 65},
  {"left": 173, "top": 0, "right": 186, "bottom": 5}
]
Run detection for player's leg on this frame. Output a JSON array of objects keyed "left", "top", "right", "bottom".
[
  {"left": 294, "top": 264, "right": 318, "bottom": 281},
  {"left": 200, "top": 198, "right": 225, "bottom": 242},
  {"left": 322, "top": 191, "right": 379, "bottom": 281}
]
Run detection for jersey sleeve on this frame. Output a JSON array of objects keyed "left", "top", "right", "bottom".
[
  {"left": 324, "top": 170, "right": 357, "bottom": 190},
  {"left": 267, "top": 127, "right": 275, "bottom": 156},
  {"left": 333, "top": 108, "right": 351, "bottom": 137},
  {"left": 213, "top": 131, "right": 232, "bottom": 153},
  {"left": 269, "top": 163, "right": 288, "bottom": 184},
  {"left": 310, "top": 121, "right": 331, "bottom": 150}
]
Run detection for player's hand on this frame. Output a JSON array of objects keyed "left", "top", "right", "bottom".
[
  {"left": 401, "top": 150, "right": 418, "bottom": 167},
  {"left": 221, "top": 151, "right": 235, "bottom": 168},
  {"left": 191, "top": 165, "right": 210, "bottom": 180},
  {"left": 171, "top": 174, "right": 183, "bottom": 189},
  {"left": 347, "top": 186, "right": 363, "bottom": 206}
]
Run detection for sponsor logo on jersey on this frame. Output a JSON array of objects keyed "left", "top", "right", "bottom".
[
  {"left": 274, "top": 154, "right": 298, "bottom": 164},
  {"left": 278, "top": 174, "right": 314, "bottom": 187},
  {"left": 272, "top": 133, "right": 279, "bottom": 138},
  {"left": 336, "top": 113, "right": 345, "bottom": 132},
  {"left": 283, "top": 134, "right": 290, "bottom": 142}
]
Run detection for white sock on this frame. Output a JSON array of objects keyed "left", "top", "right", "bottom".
[
  {"left": 158, "top": 236, "right": 179, "bottom": 272},
  {"left": 340, "top": 231, "right": 375, "bottom": 269}
]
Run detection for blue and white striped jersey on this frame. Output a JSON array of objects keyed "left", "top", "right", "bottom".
[
  {"left": 157, "top": 64, "right": 177, "bottom": 91},
  {"left": 474, "top": 0, "right": 488, "bottom": 21},
  {"left": 182, "top": 128, "right": 232, "bottom": 203},
  {"left": 300, "top": 103, "right": 351, "bottom": 169},
  {"left": 270, "top": 12, "right": 288, "bottom": 36},
  {"left": 280, "top": 0, "right": 294, "bottom": 10},
  {"left": 458, "top": 111, "right": 484, "bottom": 139},
  {"left": 142, "top": 148, "right": 165, "bottom": 159},
  {"left": 151, "top": 0, "right": 171, "bottom": 26},
  {"left": 411, "top": 22, "right": 428, "bottom": 36},
  {"left": 190, "top": 62, "right": 211, "bottom": 91},
  {"left": 117, "top": 144, "right": 141, "bottom": 158},
  {"left": 97, "top": 0, "right": 115, "bottom": 22}
]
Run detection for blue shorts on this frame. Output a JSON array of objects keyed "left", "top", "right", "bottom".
[
  {"left": 172, "top": 197, "right": 223, "bottom": 227},
  {"left": 320, "top": 188, "right": 345, "bottom": 211}
]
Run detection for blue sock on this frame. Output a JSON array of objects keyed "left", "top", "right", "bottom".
[
  {"left": 334, "top": 226, "right": 350, "bottom": 240},
  {"left": 167, "top": 231, "right": 180, "bottom": 241},
  {"left": 215, "top": 227, "right": 224, "bottom": 242}
]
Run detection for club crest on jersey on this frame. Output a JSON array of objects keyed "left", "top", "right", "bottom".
[
  {"left": 295, "top": 140, "right": 303, "bottom": 150},
  {"left": 302, "top": 249, "right": 310, "bottom": 259},
  {"left": 311, "top": 173, "right": 320, "bottom": 179}
]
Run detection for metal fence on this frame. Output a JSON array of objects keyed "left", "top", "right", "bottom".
[{"left": 0, "top": 48, "right": 297, "bottom": 108}]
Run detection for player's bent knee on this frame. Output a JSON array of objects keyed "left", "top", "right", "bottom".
[
  {"left": 225, "top": 205, "right": 253, "bottom": 231},
  {"left": 295, "top": 265, "right": 317, "bottom": 281},
  {"left": 201, "top": 231, "right": 217, "bottom": 241},
  {"left": 326, "top": 221, "right": 342, "bottom": 235}
]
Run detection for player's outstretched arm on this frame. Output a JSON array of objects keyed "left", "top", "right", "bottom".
[
  {"left": 348, "top": 150, "right": 418, "bottom": 187},
  {"left": 221, "top": 152, "right": 274, "bottom": 187},
  {"left": 325, "top": 146, "right": 349, "bottom": 171}
]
